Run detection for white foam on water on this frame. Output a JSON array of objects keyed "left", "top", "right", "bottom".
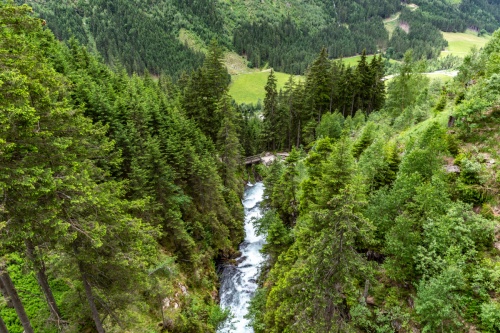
[{"left": 218, "top": 182, "right": 265, "bottom": 333}]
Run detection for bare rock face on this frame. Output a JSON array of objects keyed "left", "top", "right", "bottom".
[
  {"left": 179, "top": 283, "right": 188, "bottom": 295},
  {"left": 445, "top": 165, "right": 460, "bottom": 173}
]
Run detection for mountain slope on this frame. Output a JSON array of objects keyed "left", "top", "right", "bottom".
[{"left": 16, "top": 0, "right": 500, "bottom": 76}]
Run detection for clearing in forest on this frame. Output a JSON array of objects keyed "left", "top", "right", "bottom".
[
  {"left": 228, "top": 71, "right": 301, "bottom": 105},
  {"left": 440, "top": 30, "right": 490, "bottom": 57}
]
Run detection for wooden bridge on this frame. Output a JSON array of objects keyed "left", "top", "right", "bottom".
[{"left": 243, "top": 152, "right": 289, "bottom": 165}]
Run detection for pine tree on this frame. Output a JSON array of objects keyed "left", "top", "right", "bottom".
[
  {"left": 270, "top": 148, "right": 300, "bottom": 227},
  {"left": 264, "top": 136, "right": 373, "bottom": 333},
  {"left": 356, "top": 50, "right": 371, "bottom": 113},
  {"left": 183, "top": 39, "right": 230, "bottom": 142},
  {"left": 0, "top": 5, "right": 157, "bottom": 331},
  {"left": 216, "top": 93, "right": 243, "bottom": 193},
  {"left": 368, "top": 54, "right": 386, "bottom": 113},
  {"left": 303, "top": 47, "right": 332, "bottom": 141},
  {"left": 282, "top": 75, "right": 297, "bottom": 150},
  {"left": 262, "top": 69, "right": 279, "bottom": 151}
]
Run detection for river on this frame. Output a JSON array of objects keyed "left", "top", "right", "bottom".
[{"left": 217, "top": 182, "right": 265, "bottom": 333}]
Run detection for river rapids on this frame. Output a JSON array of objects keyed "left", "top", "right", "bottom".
[{"left": 217, "top": 182, "right": 265, "bottom": 333}]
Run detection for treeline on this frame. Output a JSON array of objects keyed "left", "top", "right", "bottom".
[
  {"left": 232, "top": 0, "right": 398, "bottom": 74},
  {"left": 234, "top": 17, "right": 387, "bottom": 74},
  {"left": 255, "top": 50, "right": 385, "bottom": 151},
  {"left": 18, "top": 0, "right": 500, "bottom": 77},
  {"left": 248, "top": 32, "right": 500, "bottom": 332},
  {"left": 1, "top": 3, "right": 247, "bottom": 332}
]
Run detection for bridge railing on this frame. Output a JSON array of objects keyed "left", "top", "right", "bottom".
[{"left": 243, "top": 155, "right": 262, "bottom": 165}]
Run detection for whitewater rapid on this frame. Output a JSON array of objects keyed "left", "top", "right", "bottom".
[{"left": 217, "top": 182, "right": 265, "bottom": 333}]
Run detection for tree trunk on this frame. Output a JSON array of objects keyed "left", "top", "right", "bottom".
[
  {"left": 25, "top": 239, "right": 62, "bottom": 322},
  {"left": 0, "top": 264, "right": 34, "bottom": 333},
  {"left": 0, "top": 314, "right": 9, "bottom": 333},
  {"left": 78, "top": 261, "right": 105, "bottom": 333},
  {"left": 363, "top": 279, "right": 370, "bottom": 300},
  {"left": 0, "top": 278, "right": 12, "bottom": 308},
  {"left": 296, "top": 119, "right": 301, "bottom": 148}
]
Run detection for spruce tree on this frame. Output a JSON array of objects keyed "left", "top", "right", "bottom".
[
  {"left": 183, "top": 39, "right": 230, "bottom": 142},
  {"left": 304, "top": 47, "right": 332, "bottom": 140},
  {"left": 216, "top": 93, "right": 243, "bottom": 193},
  {"left": 262, "top": 69, "right": 279, "bottom": 151},
  {"left": 0, "top": 5, "right": 157, "bottom": 331}
]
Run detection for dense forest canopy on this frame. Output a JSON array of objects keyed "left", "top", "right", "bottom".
[
  {"left": 2, "top": 1, "right": 500, "bottom": 333},
  {"left": 248, "top": 28, "right": 500, "bottom": 333},
  {"left": 1, "top": 3, "right": 245, "bottom": 332},
  {"left": 12, "top": 0, "right": 500, "bottom": 75}
]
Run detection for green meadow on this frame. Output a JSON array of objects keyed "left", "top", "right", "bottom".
[
  {"left": 441, "top": 31, "right": 490, "bottom": 57},
  {"left": 228, "top": 56, "right": 394, "bottom": 104},
  {"left": 229, "top": 70, "right": 301, "bottom": 105}
]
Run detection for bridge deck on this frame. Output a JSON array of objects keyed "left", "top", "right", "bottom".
[{"left": 243, "top": 152, "right": 289, "bottom": 165}]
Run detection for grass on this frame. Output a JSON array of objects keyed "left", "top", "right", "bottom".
[
  {"left": 397, "top": 107, "right": 450, "bottom": 145},
  {"left": 440, "top": 30, "right": 490, "bottom": 57},
  {"left": 424, "top": 73, "right": 455, "bottom": 82},
  {"left": 178, "top": 28, "right": 207, "bottom": 54},
  {"left": 228, "top": 54, "right": 398, "bottom": 104},
  {"left": 339, "top": 55, "right": 377, "bottom": 67},
  {"left": 224, "top": 51, "right": 259, "bottom": 75},
  {"left": 228, "top": 70, "right": 302, "bottom": 105},
  {"left": 383, "top": 12, "right": 400, "bottom": 38},
  {"left": 337, "top": 55, "right": 398, "bottom": 67}
]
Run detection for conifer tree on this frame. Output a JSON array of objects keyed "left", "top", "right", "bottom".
[
  {"left": 216, "top": 93, "right": 243, "bottom": 193},
  {"left": 368, "top": 54, "right": 386, "bottom": 113},
  {"left": 264, "top": 135, "right": 373, "bottom": 333},
  {"left": 262, "top": 70, "right": 279, "bottom": 150},
  {"left": 0, "top": 5, "right": 157, "bottom": 331},
  {"left": 183, "top": 40, "right": 230, "bottom": 142},
  {"left": 307, "top": 47, "right": 332, "bottom": 121},
  {"left": 281, "top": 75, "right": 297, "bottom": 150},
  {"left": 270, "top": 148, "right": 300, "bottom": 227}
]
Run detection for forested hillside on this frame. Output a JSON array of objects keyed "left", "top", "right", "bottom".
[
  {"left": 0, "top": 3, "right": 245, "bottom": 332},
  {"left": 248, "top": 28, "right": 500, "bottom": 333},
  {"left": 14, "top": 0, "right": 500, "bottom": 76},
  {"left": 2, "top": 1, "right": 500, "bottom": 333}
]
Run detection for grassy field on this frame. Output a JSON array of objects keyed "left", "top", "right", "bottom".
[
  {"left": 229, "top": 70, "right": 302, "bottom": 105},
  {"left": 228, "top": 55, "right": 396, "bottom": 104},
  {"left": 441, "top": 31, "right": 490, "bottom": 57},
  {"left": 338, "top": 54, "right": 398, "bottom": 67},
  {"left": 339, "top": 55, "right": 377, "bottom": 67},
  {"left": 383, "top": 12, "right": 400, "bottom": 38}
]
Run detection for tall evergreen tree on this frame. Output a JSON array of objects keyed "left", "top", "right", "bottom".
[
  {"left": 0, "top": 5, "right": 156, "bottom": 331},
  {"left": 262, "top": 70, "right": 279, "bottom": 151},
  {"left": 216, "top": 93, "right": 243, "bottom": 193},
  {"left": 183, "top": 39, "right": 230, "bottom": 142},
  {"left": 303, "top": 47, "right": 332, "bottom": 142}
]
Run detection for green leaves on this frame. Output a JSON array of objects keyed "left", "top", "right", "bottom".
[{"left": 415, "top": 265, "right": 467, "bottom": 333}]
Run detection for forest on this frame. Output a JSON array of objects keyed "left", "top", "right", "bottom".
[
  {"left": 1, "top": 3, "right": 245, "bottom": 332},
  {"left": 2, "top": 1, "right": 500, "bottom": 333},
  {"left": 12, "top": 0, "right": 500, "bottom": 75},
  {"left": 248, "top": 25, "right": 500, "bottom": 333}
]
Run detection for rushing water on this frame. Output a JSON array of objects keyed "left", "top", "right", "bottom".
[{"left": 218, "top": 182, "right": 265, "bottom": 333}]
